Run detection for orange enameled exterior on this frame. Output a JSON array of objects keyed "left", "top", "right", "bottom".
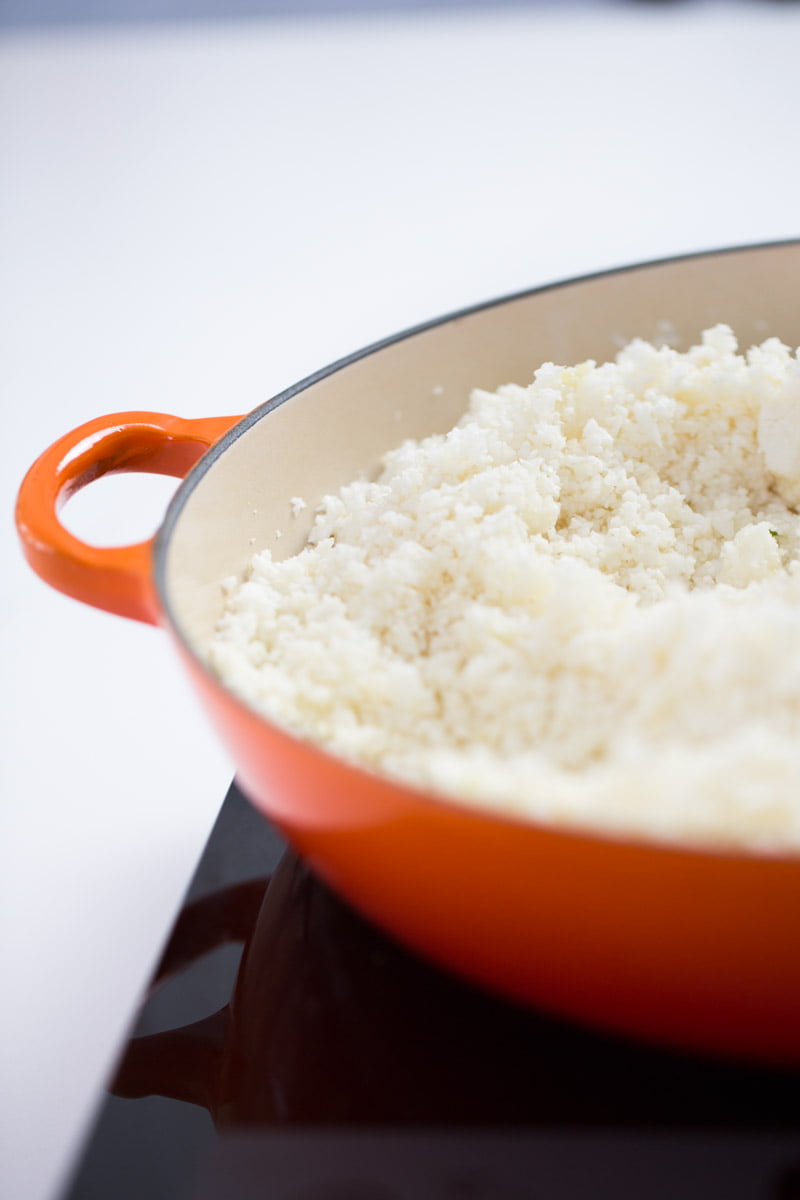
[
  {"left": 17, "top": 405, "right": 800, "bottom": 1067},
  {"left": 15, "top": 245, "right": 800, "bottom": 1065}
]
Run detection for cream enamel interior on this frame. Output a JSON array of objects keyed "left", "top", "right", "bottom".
[{"left": 164, "top": 244, "right": 800, "bottom": 656}]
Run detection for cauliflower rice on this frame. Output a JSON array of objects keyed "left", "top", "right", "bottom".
[{"left": 209, "top": 326, "right": 800, "bottom": 852}]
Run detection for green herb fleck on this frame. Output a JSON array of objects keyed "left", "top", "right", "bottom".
[{"left": 770, "top": 529, "right": 780, "bottom": 539}]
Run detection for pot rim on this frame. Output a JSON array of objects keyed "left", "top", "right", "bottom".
[{"left": 153, "top": 237, "right": 800, "bottom": 865}]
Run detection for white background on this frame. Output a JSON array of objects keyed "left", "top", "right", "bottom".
[{"left": 2, "top": 4, "right": 800, "bottom": 1198}]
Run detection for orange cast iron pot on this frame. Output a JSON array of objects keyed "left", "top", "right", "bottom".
[{"left": 16, "top": 242, "right": 800, "bottom": 1067}]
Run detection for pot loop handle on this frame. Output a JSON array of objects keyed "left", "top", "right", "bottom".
[{"left": 16, "top": 411, "right": 242, "bottom": 625}]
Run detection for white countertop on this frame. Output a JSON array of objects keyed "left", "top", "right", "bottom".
[{"left": 2, "top": 5, "right": 799, "bottom": 1198}]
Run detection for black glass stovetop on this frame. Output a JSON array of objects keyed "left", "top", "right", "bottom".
[{"left": 63, "top": 781, "right": 800, "bottom": 1200}]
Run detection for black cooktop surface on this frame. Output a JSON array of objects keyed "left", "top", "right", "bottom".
[{"left": 63, "top": 782, "right": 800, "bottom": 1200}]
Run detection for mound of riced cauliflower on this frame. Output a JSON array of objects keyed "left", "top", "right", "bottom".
[{"left": 208, "top": 326, "right": 800, "bottom": 852}]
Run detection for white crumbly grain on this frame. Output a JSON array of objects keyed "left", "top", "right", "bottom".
[{"left": 209, "top": 327, "right": 800, "bottom": 851}]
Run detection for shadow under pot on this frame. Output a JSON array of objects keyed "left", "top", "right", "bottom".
[{"left": 111, "top": 853, "right": 800, "bottom": 1130}]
